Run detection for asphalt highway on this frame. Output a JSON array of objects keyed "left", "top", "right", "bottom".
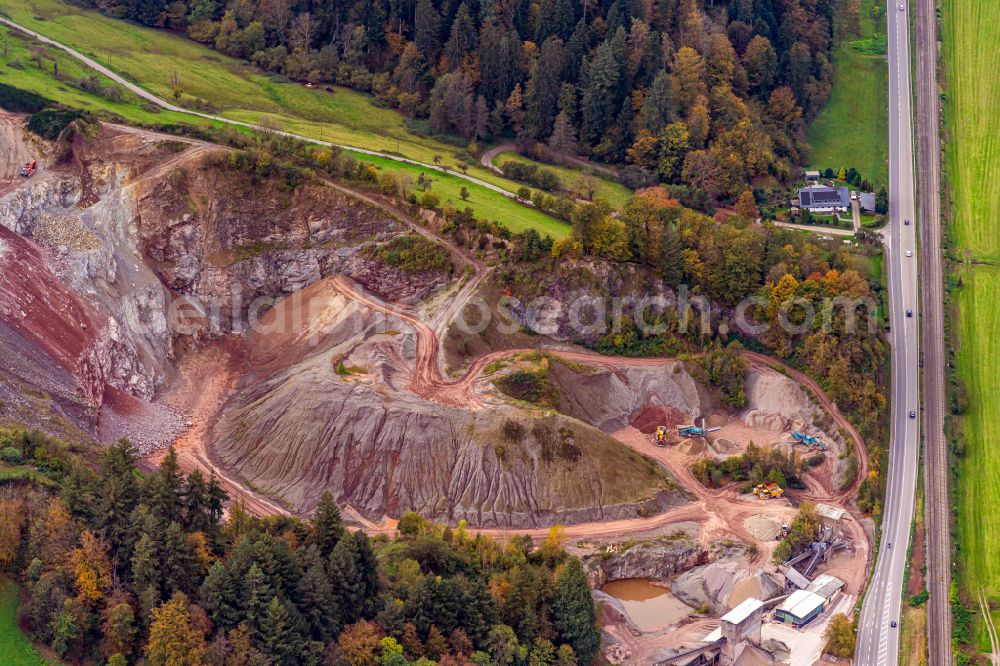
[{"left": 855, "top": 1, "right": 921, "bottom": 664}]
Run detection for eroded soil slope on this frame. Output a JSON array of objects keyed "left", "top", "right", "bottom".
[
  {"left": 0, "top": 115, "right": 676, "bottom": 527},
  {"left": 207, "top": 279, "right": 675, "bottom": 525}
]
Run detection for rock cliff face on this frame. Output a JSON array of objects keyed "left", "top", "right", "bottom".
[
  {"left": 584, "top": 535, "right": 705, "bottom": 588},
  {"left": 134, "top": 159, "right": 449, "bottom": 339},
  {"left": 500, "top": 260, "right": 676, "bottom": 344},
  {"left": 0, "top": 124, "right": 450, "bottom": 436}
]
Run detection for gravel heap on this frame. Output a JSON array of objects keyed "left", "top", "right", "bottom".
[
  {"left": 33, "top": 211, "right": 101, "bottom": 251},
  {"left": 743, "top": 513, "right": 784, "bottom": 541},
  {"left": 98, "top": 400, "right": 189, "bottom": 456}
]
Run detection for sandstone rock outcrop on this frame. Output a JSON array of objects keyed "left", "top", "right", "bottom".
[
  {"left": 548, "top": 359, "right": 704, "bottom": 432},
  {"left": 584, "top": 535, "right": 704, "bottom": 588}
]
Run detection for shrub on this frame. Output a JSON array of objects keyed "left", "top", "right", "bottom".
[
  {"left": 364, "top": 234, "right": 451, "bottom": 272},
  {"left": 1, "top": 446, "right": 23, "bottom": 465},
  {"left": 501, "top": 420, "right": 526, "bottom": 443},
  {"left": 27, "top": 108, "right": 83, "bottom": 140},
  {"left": 500, "top": 160, "right": 563, "bottom": 192},
  {"left": 419, "top": 190, "right": 440, "bottom": 209},
  {"left": 0, "top": 83, "right": 51, "bottom": 113},
  {"left": 494, "top": 370, "right": 556, "bottom": 407}
]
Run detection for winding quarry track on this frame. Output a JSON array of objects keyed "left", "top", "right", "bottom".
[
  {"left": 16, "top": 11, "right": 878, "bottom": 572},
  {"left": 125, "top": 139, "right": 874, "bottom": 556},
  {"left": 0, "top": 16, "right": 532, "bottom": 204}
]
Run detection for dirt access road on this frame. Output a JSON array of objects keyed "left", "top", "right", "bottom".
[
  {"left": 0, "top": 114, "right": 39, "bottom": 196},
  {"left": 121, "top": 137, "right": 871, "bottom": 562},
  {"left": 480, "top": 142, "right": 618, "bottom": 178},
  {"left": 169, "top": 267, "right": 871, "bottom": 574}
]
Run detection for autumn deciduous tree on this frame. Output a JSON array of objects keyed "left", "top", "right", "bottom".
[
  {"left": 657, "top": 121, "right": 690, "bottom": 182},
  {"left": 824, "top": 613, "right": 856, "bottom": 657},
  {"left": 626, "top": 129, "right": 659, "bottom": 170},
  {"left": 0, "top": 497, "right": 24, "bottom": 569},
  {"left": 145, "top": 592, "right": 207, "bottom": 666},
  {"left": 743, "top": 35, "right": 778, "bottom": 93},
  {"left": 734, "top": 190, "right": 759, "bottom": 221},
  {"left": 68, "top": 530, "right": 111, "bottom": 604},
  {"left": 101, "top": 599, "right": 138, "bottom": 660},
  {"left": 338, "top": 621, "right": 383, "bottom": 666},
  {"left": 670, "top": 47, "right": 707, "bottom": 112},
  {"left": 591, "top": 218, "right": 632, "bottom": 261},
  {"left": 425, "top": 625, "right": 449, "bottom": 660}
]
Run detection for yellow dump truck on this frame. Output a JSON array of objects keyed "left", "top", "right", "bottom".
[
  {"left": 753, "top": 482, "right": 785, "bottom": 499},
  {"left": 654, "top": 426, "right": 668, "bottom": 446}
]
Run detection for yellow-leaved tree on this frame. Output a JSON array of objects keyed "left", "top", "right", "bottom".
[{"left": 145, "top": 592, "right": 207, "bottom": 666}]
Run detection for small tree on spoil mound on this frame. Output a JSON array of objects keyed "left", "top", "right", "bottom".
[
  {"left": 494, "top": 369, "right": 557, "bottom": 408},
  {"left": 691, "top": 442, "right": 803, "bottom": 489},
  {"left": 773, "top": 503, "right": 820, "bottom": 563}
]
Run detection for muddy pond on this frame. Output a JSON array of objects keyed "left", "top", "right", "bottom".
[{"left": 600, "top": 578, "right": 692, "bottom": 631}]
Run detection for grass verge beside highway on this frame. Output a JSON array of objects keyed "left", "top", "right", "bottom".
[{"left": 807, "top": 0, "right": 888, "bottom": 187}]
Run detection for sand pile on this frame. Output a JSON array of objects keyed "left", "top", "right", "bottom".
[
  {"left": 709, "top": 438, "right": 741, "bottom": 455},
  {"left": 743, "top": 514, "right": 784, "bottom": 541},
  {"left": 743, "top": 409, "right": 789, "bottom": 432},
  {"left": 744, "top": 369, "right": 813, "bottom": 419},
  {"left": 678, "top": 438, "right": 708, "bottom": 455}
]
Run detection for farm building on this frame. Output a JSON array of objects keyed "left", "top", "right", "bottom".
[
  {"left": 797, "top": 185, "right": 851, "bottom": 213},
  {"left": 775, "top": 589, "right": 826, "bottom": 628}
]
